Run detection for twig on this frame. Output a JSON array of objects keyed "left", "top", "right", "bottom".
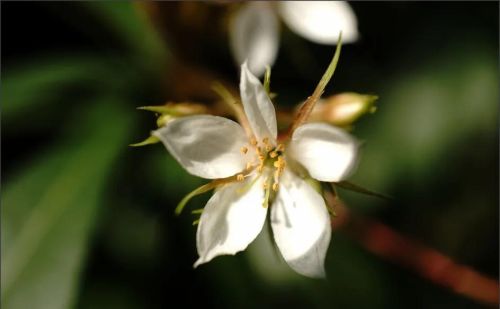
[{"left": 326, "top": 194, "right": 499, "bottom": 306}]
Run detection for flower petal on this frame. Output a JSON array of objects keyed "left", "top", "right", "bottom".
[
  {"left": 240, "top": 62, "right": 278, "bottom": 144},
  {"left": 271, "top": 169, "right": 331, "bottom": 278},
  {"left": 289, "top": 123, "right": 358, "bottom": 182},
  {"left": 153, "top": 115, "right": 248, "bottom": 179},
  {"left": 230, "top": 2, "right": 280, "bottom": 77},
  {"left": 277, "top": 1, "right": 359, "bottom": 45},
  {"left": 194, "top": 174, "right": 267, "bottom": 267}
]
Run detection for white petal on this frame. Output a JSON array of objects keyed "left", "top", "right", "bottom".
[
  {"left": 277, "top": 1, "right": 359, "bottom": 45},
  {"left": 289, "top": 123, "right": 358, "bottom": 182},
  {"left": 153, "top": 115, "right": 248, "bottom": 179},
  {"left": 240, "top": 62, "right": 278, "bottom": 144},
  {"left": 230, "top": 2, "right": 280, "bottom": 77},
  {"left": 194, "top": 174, "right": 267, "bottom": 267},
  {"left": 271, "top": 169, "right": 331, "bottom": 278}
]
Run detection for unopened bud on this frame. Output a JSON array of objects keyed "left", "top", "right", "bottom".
[{"left": 307, "top": 93, "right": 378, "bottom": 126}]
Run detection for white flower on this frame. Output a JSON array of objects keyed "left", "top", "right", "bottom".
[
  {"left": 230, "top": 1, "right": 359, "bottom": 76},
  {"left": 153, "top": 63, "right": 358, "bottom": 278}
]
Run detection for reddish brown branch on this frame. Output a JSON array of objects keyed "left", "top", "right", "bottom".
[
  {"left": 349, "top": 218, "right": 498, "bottom": 306},
  {"left": 328, "top": 196, "right": 499, "bottom": 306}
]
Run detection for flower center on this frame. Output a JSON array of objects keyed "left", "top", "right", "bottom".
[{"left": 238, "top": 136, "right": 286, "bottom": 207}]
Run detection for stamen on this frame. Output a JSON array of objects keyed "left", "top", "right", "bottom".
[
  {"left": 280, "top": 159, "right": 286, "bottom": 170},
  {"left": 273, "top": 168, "right": 281, "bottom": 192},
  {"left": 262, "top": 178, "right": 272, "bottom": 208},
  {"left": 276, "top": 144, "right": 285, "bottom": 152},
  {"left": 250, "top": 137, "right": 258, "bottom": 146},
  {"left": 262, "top": 137, "right": 269, "bottom": 145},
  {"left": 263, "top": 181, "right": 269, "bottom": 190},
  {"left": 265, "top": 145, "right": 272, "bottom": 152},
  {"left": 240, "top": 146, "right": 248, "bottom": 154},
  {"left": 236, "top": 174, "right": 245, "bottom": 181},
  {"left": 274, "top": 169, "right": 281, "bottom": 180},
  {"left": 246, "top": 162, "right": 253, "bottom": 170},
  {"left": 237, "top": 174, "right": 260, "bottom": 194},
  {"left": 273, "top": 156, "right": 286, "bottom": 170},
  {"left": 270, "top": 151, "right": 278, "bottom": 158},
  {"left": 257, "top": 153, "right": 266, "bottom": 173}
]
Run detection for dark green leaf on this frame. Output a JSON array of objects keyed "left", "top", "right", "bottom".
[
  {"left": 1, "top": 100, "right": 133, "bottom": 309},
  {"left": 2, "top": 56, "right": 115, "bottom": 121},
  {"left": 84, "top": 2, "right": 169, "bottom": 71}
]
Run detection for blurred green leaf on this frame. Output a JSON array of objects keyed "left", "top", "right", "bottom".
[
  {"left": 352, "top": 43, "right": 499, "bottom": 200},
  {"left": 1, "top": 100, "right": 133, "bottom": 309},
  {"left": 84, "top": 2, "right": 169, "bottom": 71},
  {"left": 2, "top": 56, "right": 116, "bottom": 121}
]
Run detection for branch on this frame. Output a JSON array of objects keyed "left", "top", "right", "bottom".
[{"left": 327, "top": 196, "right": 499, "bottom": 306}]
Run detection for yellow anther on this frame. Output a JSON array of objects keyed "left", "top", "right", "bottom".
[
  {"left": 237, "top": 174, "right": 245, "bottom": 181},
  {"left": 246, "top": 162, "right": 253, "bottom": 170},
  {"left": 274, "top": 156, "right": 285, "bottom": 169},
  {"left": 262, "top": 137, "right": 269, "bottom": 144},
  {"left": 256, "top": 146, "right": 262, "bottom": 153},
  {"left": 265, "top": 145, "right": 272, "bottom": 152},
  {"left": 240, "top": 146, "right": 248, "bottom": 154},
  {"left": 272, "top": 183, "right": 279, "bottom": 191},
  {"left": 270, "top": 151, "right": 278, "bottom": 158},
  {"left": 250, "top": 138, "right": 258, "bottom": 146},
  {"left": 279, "top": 160, "right": 286, "bottom": 170},
  {"left": 258, "top": 154, "right": 266, "bottom": 162},
  {"left": 276, "top": 144, "right": 285, "bottom": 152}
]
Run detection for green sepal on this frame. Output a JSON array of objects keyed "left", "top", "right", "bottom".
[
  {"left": 175, "top": 182, "right": 218, "bottom": 216},
  {"left": 263, "top": 65, "right": 271, "bottom": 95},
  {"left": 315, "top": 32, "right": 343, "bottom": 99},
  {"left": 288, "top": 32, "right": 343, "bottom": 134},
  {"left": 211, "top": 82, "right": 237, "bottom": 105},
  {"left": 156, "top": 114, "right": 175, "bottom": 127},
  {"left": 333, "top": 181, "right": 392, "bottom": 200},
  {"left": 129, "top": 135, "right": 160, "bottom": 147},
  {"left": 137, "top": 105, "right": 174, "bottom": 114},
  {"left": 305, "top": 177, "right": 322, "bottom": 194}
]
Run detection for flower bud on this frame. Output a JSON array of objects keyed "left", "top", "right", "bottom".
[{"left": 307, "top": 92, "right": 378, "bottom": 127}]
